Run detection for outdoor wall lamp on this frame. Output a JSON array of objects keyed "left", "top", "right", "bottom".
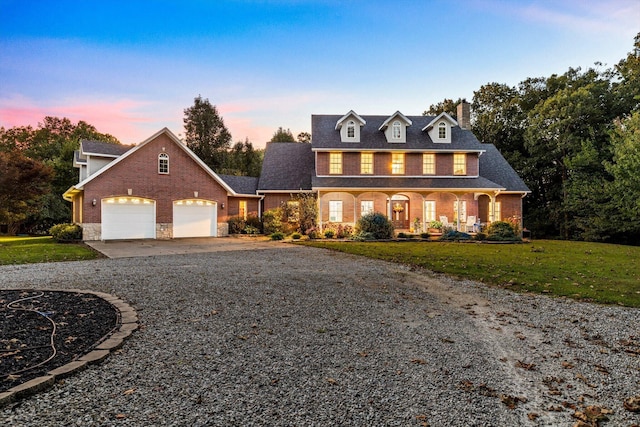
[
  {"left": 92, "top": 199, "right": 97, "bottom": 206},
  {"left": 221, "top": 203, "right": 225, "bottom": 209}
]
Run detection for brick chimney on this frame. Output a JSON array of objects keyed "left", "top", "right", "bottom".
[{"left": 457, "top": 101, "right": 471, "bottom": 130}]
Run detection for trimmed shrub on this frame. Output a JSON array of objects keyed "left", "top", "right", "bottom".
[
  {"left": 324, "top": 229, "right": 335, "bottom": 238},
  {"left": 270, "top": 232, "right": 284, "bottom": 240},
  {"left": 486, "top": 221, "right": 521, "bottom": 241},
  {"left": 397, "top": 232, "right": 407, "bottom": 238},
  {"left": 474, "top": 232, "right": 487, "bottom": 241},
  {"left": 336, "top": 224, "right": 353, "bottom": 239},
  {"left": 244, "top": 225, "right": 260, "bottom": 235},
  {"left": 291, "top": 232, "right": 302, "bottom": 240},
  {"left": 305, "top": 227, "right": 321, "bottom": 239},
  {"left": 420, "top": 232, "right": 431, "bottom": 239},
  {"left": 353, "top": 231, "right": 376, "bottom": 241},
  {"left": 49, "top": 223, "right": 82, "bottom": 242},
  {"left": 245, "top": 215, "right": 263, "bottom": 233},
  {"left": 262, "top": 209, "right": 283, "bottom": 234},
  {"left": 355, "top": 212, "right": 394, "bottom": 240},
  {"left": 439, "top": 230, "right": 472, "bottom": 241}
]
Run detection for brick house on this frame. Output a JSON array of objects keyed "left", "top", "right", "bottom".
[
  {"left": 63, "top": 103, "right": 529, "bottom": 240},
  {"left": 63, "top": 128, "right": 260, "bottom": 240},
  {"left": 259, "top": 102, "right": 530, "bottom": 233}
]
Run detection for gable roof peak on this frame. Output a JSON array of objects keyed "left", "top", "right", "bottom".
[
  {"left": 335, "top": 110, "right": 366, "bottom": 130},
  {"left": 422, "top": 111, "right": 458, "bottom": 131},
  {"left": 378, "top": 111, "right": 412, "bottom": 131}
]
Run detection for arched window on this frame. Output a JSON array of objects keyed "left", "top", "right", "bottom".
[
  {"left": 347, "top": 120, "right": 355, "bottom": 138},
  {"left": 438, "top": 122, "right": 447, "bottom": 139},
  {"left": 392, "top": 121, "right": 401, "bottom": 139},
  {"left": 158, "top": 153, "right": 169, "bottom": 174}
]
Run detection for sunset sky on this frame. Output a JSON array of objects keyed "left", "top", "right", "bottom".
[{"left": 1, "top": 0, "right": 638, "bottom": 147}]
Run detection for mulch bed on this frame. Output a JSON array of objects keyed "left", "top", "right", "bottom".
[{"left": 1, "top": 290, "right": 119, "bottom": 392}]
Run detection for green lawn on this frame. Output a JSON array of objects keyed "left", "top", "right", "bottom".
[
  {"left": 302, "top": 240, "right": 640, "bottom": 307},
  {"left": 0, "top": 236, "right": 99, "bottom": 265}
]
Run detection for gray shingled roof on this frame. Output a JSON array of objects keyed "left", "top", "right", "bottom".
[
  {"left": 218, "top": 175, "right": 259, "bottom": 195},
  {"left": 74, "top": 150, "right": 86, "bottom": 164},
  {"left": 81, "top": 139, "right": 132, "bottom": 156},
  {"left": 479, "top": 144, "right": 530, "bottom": 192},
  {"left": 312, "top": 176, "right": 504, "bottom": 190},
  {"left": 311, "top": 115, "right": 485, "bottom": 150},
  {"left": 258, "top": 142, "right": 314, "bottom": 191}
]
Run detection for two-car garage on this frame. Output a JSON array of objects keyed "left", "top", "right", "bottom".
[{"left": 101, "top": 197, "right": 217, "bottom": 240}]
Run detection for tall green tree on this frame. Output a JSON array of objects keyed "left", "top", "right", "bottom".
[
  {"left": 422, "top": 98, "right": 465, "bottom": 117},
  {"left": 220, "top": 138, "right": 263, "bottom": 177},
  {"left": 183, "top": 96, "right": 232, "bottom": 170},
  {"left": 270, "top": 127, "right": 295, "bottom": 142},
  {"left": 0, "top": 151, "right": 52, "bottom": 234}
]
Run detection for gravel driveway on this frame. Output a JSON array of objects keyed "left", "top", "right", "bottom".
[{"left": 1, "top": 244, "right": 639, "bottom": 426}]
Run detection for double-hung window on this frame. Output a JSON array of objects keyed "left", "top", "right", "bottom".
[
  {"left": 361, "top": 200, "right": 374, "bottom": 215},
  {"left": 392, "top": 121, "right": 402, "bottom": 139},
  {"left": 423, "top": 153, "right": 435, "bottom": 175},
  {"left": 361, "top": 152, "right": 373, "bottom": 174},
  {"left": 391, "top": 153, "right": 404, "bottom": 174},
  {"left": 453, "top": 153, "right": 466, "bottom": 175},
  {"left": 329, "top": 152, "right": 342, "bottom": 174},
  {"left": 489, "top": 202, "right": 502, "bottom": 222},
  {"left": 438, "top": 122, "right": 447, "bottom": 139},
  {"left": 329, "top": 200, "right": 343, "bottom": 222},
  {"left": 347, "top": 120, "right": 355, "bottom": 138},
  {"left": 424, "top": 201, "right": 436, "bottom": 222}
]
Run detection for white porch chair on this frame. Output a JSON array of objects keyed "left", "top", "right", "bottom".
[
  {"left": 465, "top": 215, "right": 477, "bottom": 233},
  {"left": 439, "top": 216, "right": 450, "bottom": 228}
]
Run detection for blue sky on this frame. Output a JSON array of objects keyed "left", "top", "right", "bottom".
[{"left": 1, "top": 0, "right": 638, "bottom": 147}]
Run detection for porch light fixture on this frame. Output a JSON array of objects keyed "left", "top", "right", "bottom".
[
  {"left": 221, "top": 203, "right": 225, "bottom": 209},
  {"left": 92, "top": 198, "right": 97, "bottom": 206}
]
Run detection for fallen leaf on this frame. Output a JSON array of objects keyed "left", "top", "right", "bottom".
[
  {"left": 624, "top": 396, "right": 640, "bottom": 412},
  {"left": 527, "top": 413, "right": 538, "bottom": 420},
  {"left": 115, "top": 414, "right": 127, "bottom": 419},
  {"left": 326, "top": 377, "right": 338, "bottom": 385},
  {"left": 515, "top": 360, "right": 536, "bottom": 370},
  {"left": 411, "top": 358, "right": 427, "bottom": 365},
  {"left": 562, "top": 361, "right": 575, "bottom": 369},
  {"left": 122, "top": 388, "right": 136, "bottom": 395}
]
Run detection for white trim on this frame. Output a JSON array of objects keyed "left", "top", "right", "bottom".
[
  {"left": 335, "top": 110, "right": 366, "bottom": 130},
  {"left": 378, "top": 111, "right": 412, "bottom": 130},
  {"left": 421, "top": 112, "right": 458, "bottom": 131}
]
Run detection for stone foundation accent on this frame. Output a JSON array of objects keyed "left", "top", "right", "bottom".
[
  {"left": 156, "top": 223, "right": 172, "bottom": 239},
  {"left": 81, "top": 223, "right": 101, "bottom": 241},
  {"left": 217, "top": 222, "right": 229, "bottom": 237}
]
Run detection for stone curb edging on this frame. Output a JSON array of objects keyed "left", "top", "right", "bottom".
[{"left": 0, "top": 289, "right": 138, "bottom": 407}]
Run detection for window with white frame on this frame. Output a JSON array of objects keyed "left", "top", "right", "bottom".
[
  {"left": 158, "top": 153, "right": 169, "bottom": 174},
  {"left": 453, "top": 200, "right": 467, "bottom": 222},
  {"left": 424, "top": 201, "right": 436, "bottom": 222},
  {"left": 329, "top": 200, "right": 343, "bottom": 222},
  {"left": 423, "top": 153, "right": 435, "bottom": 175},
  {"left": 347, "top": 120, "right": 355, "bottom": 138},
  {"left": 391, "top": 152, "right": 404, "bottom": 174},
  {"left": 489, "top": 201, "right": 501, "bottom": 221},
  {"left": 361, "top": 152, "right": 373, "bottom": 174},
  {"left": 438, "top": 122, "right": 447, "bottom": 139},
  {"left": 361, "top": 200, "right": 374, "bottom": 215},
  {"left": 392, "top": 121, "right": 402, "bottom": 139},
  {"left": 329, "top": 152, "right": 342, "bottom": 174},
  {"left": 453, "top": 153, "right": 466, "bottom": 175}
]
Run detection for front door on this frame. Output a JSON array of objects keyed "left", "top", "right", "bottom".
[{"left": 390, "top": 199, "right": 410, "bottom": 229}]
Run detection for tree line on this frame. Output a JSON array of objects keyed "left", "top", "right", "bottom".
[{"left": 426, "top": 33, "right": 640, "bottom": 244}]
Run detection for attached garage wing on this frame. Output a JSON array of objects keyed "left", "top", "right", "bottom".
[
  {"left": 173, "top": 200, "right": 217, "bottom": 238},
  {"left": 102, "top": 197, "right": 156, "bottom": 240}
]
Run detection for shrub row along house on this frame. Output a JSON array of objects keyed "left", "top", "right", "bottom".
[{"left": 63, "top": 102, "right": 529, "bottom": 240}]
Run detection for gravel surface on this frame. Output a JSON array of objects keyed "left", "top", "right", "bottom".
[{"left": 1, "top": 244, "right": 639, "bottom": 426}]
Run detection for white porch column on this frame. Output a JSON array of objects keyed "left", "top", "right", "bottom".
[
  {"left": 317, "top": 191, "right": 322, "bottom": 232},
  {"left": 455, "top": 195, "right": 461, "bottom": 231}
]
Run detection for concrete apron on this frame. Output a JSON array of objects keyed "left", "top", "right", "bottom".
[{"left": 85, "top": 236, "right": 284, "bottom": 259}]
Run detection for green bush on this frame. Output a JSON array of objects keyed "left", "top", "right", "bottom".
[
  {"left": 474, "top": 232, "right": 487, "bottom": 241},
  {"left": 291, "top": 232, "right": 302, "bottom": 240},
  {"left": 324, "top": 230, "right": 335, "bottom": 238},
  {"left": 228, "top": 216, "right": 246, "bottom": 234},
  {"left": 486, "top": 221, "right": 521, "bottom": 241},
  {"left": 439, "top": 230, "right": 472, "bottom": 241},
  {"left": 262, "top": 209, "right": 283, "bottom": 234},
  {"left": 245, "top": 215, "right": 263, "bottom": 233},
  {"left": 244, "top": 225, "right": 260, "bottom": 235},
  {"left": 336, "top": 224, "right": 353, "bottom": 238},
  {"left": 353, "top": 231, "right": 376, "bottom": 241},
  {"left": 270, "top": 232, "right": 284, "bottom": 240},
  {"left": 355, "top": 212, "right": 394, "bottom": 240},
  {"left": 420, "top": 232, "right": 431, "bottom": 239},
  {"left": 397, "top": 232, "right": 407, "bottom": 238},
  {"left": 305, "top": 227, "right": 321, "bottom": 239},
  {"left": 49, "top": 223, "right": 82, "bottom": 242}
]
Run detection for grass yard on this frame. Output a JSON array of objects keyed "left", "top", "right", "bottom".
[
  {"left": 302, "top": 239, "right": 640, "bottom": 308},
  {"left": 0, "top": 236, "right": 99, "bottom": 265}
]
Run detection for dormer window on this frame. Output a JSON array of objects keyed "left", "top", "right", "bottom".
[
  {"left": 158, "top": 153, "right": 169, "bottom": 174},
  {"left": 347, "top": 121, "right": 355, "bottom": 138},
  {"left": 438, "top": 122, "right": 447, "bottom": 139},
  {"left": 392, "top": 121, "right": 402, "bottom": 139}
]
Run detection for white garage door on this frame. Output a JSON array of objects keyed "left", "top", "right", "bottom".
[
  {"left": 102, "top": 197, "right": 156, "bottom": 240},
  {"left": 173, "top": 200, "right": 217, "bottom": 238}
]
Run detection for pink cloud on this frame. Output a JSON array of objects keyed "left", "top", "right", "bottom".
[{"left": 0, "top": 95, "right": 156, "bottom": 142}]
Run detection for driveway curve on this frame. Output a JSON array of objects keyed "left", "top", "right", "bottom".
[{"left": 1, "top": 243, "right": 638, "bottom": 426}]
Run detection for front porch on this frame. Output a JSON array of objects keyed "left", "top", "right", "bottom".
[{"left": 317, "top": 190, "right": 523, "bottom": 234}]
